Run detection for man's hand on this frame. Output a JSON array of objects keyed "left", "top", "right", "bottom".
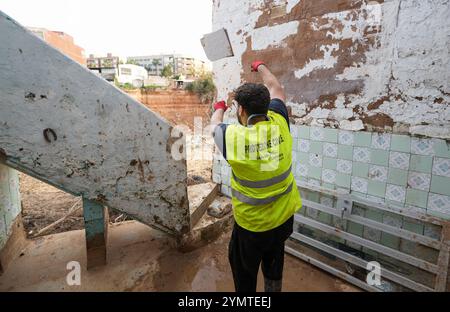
[
  {"left": 210, "top": 100, "right": 227, "bottom": 135},
  {"left": 213, "top": 100, "right": 228, "bottom": 112},
  {"left": 251, "top": 61, "right": 265, "bottom": 72},
  {"left": 252, "top": 61, "right": 286, "bottom": 102}
]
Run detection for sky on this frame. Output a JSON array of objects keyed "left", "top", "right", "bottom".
[{"left": 0, "top": 0, "right": 213, "bottom": 61}]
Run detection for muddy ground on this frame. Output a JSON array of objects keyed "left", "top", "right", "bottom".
[{"left": 0, "top": 221, "right": 359, "bottom": 292}]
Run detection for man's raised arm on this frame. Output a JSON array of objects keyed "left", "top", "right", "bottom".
[{"left": 251, "top": 61, "right": 286, "bottom": 103}]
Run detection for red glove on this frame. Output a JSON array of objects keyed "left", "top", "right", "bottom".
[
  {"left": 251, "top": 61, "right": 265, "bottom": 72},
  {"left": 213, "top": 101, "right": 228, "bottom": 112}
]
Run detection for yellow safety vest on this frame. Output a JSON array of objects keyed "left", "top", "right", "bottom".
[{"left": 225, "top": 110, "right": 302, "bottom": 232}]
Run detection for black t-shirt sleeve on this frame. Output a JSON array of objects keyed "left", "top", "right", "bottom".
[
  {"left": 213, "top": 123, "right": 228, "bottom": 159},
  {"left": 269, "top": 98, "right": 289, "bottom": 126}
]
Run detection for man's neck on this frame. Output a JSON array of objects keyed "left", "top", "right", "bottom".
[
  {"left": 246, "top": 114, "right": 269, "bottom": 126},
  {"left": 248, "top": 116, "right": 267, "bottom": 125}
]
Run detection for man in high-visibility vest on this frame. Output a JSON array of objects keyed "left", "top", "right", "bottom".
[{"left": 211, "top": 61, "right": 302, "bottom": 292}]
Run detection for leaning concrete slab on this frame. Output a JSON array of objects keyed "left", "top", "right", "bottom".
[{"left": 0, "top": 11, "right": 190, "bottom": 235}]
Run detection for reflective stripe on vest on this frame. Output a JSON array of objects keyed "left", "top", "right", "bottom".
[
  {"left": 231, "top": 181, "right": 294, "bottom": 206},
  {"left": 232, "top": 165, "right": 292, "bottom": 189}
]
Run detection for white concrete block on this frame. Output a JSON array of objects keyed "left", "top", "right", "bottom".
[{"left": 0, "top": 12, "right": 189, "bottom": 235}]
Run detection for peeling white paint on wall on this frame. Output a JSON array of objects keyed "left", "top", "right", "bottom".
[
  {"left": 252, "top": 21, "right": 299, "bottom": 50},
  {"left": 286, "top": 0, "right": 301, "bottom": 14},
  {"left": 212, "top": 0, "right": 264, "bottom": 107},
  {"left": 212, "top": 0, "right": 450, "bottom": 139},
  {"left": 294, "top": 44, "right": 340, "bottom": 79}
]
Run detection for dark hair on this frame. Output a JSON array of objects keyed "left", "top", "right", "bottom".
[{"left": 234, "top": 83, "right": 270, "bottom": 115}]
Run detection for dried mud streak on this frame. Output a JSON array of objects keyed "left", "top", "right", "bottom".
[
  {"left": 240, "top": 0, "right": 384, "bottom": 112},
  {"left": 361, "top": 113, "right": 394, "bottom": 129}
]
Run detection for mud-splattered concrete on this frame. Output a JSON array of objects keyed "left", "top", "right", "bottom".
[
  {"left": 0, "top": 221, "right": 359, "bottom": 292},
  {"left": 0, "top": 11, "right": 190, "bottom": 235}
]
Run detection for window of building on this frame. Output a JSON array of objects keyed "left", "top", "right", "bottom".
[{"left": 121, "top": 68, "right": 132, "bottom": 75}]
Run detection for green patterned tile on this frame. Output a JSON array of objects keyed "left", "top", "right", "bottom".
[
  {"left": 363, "top": 227, "right": 381, "bottom": 242},
  {"left": 409, "top": 155, "right": 433, "bottom": 173},
  {"left": 427, "top": 210, "right": 450, "bottom": 220},
  {"left": 298, "top": 152, "right": 309, "bottom": 163},
  {"left": 402, "top": 218, "right": 424, "bottom": 235},
  {"left": 308, "top": 167, "right": 322, "bottom": 180},
  {"left": 387, "top": 168, "right": 408, "bottom": 186},
  {"left": 432, "top": 139, "right": 450, "bottom": 158},
  {"left": 382, "top": 212, "right": 403, "bottom": 227},
  {"left": 380, "top": 233, "right": 400, "bottom": 250},
  {"left": 430, "top": 175, "right": 450, "bottom": 196},
  {"left": 390, "top": 135, "right": 411, "bottom": 153},
  {"left": 370, "top": 149, "right": 389, "bottom": 166},
  {"left": 318, "top": 211, "right": 333, "bottom": 225},
  {"left": 298, "top": 126, "right": 310, "bottom": 139},
  {"left": 405, "top": 189, "right": 428, "bottom": 209},
  {"left": 351, "top": 191, "right": 366, "bottom": 200},
  {"left": 323, "top": 157, "right": 337, "bottom": 170},
  {"left": 322, "top": 183, "right": 335, "bottom": 190},
  {"left": 323, "top": 128, "right": 338, "bottom": 143},
  {"left": 354, "top": 132, "right": 372, "bottom": 147},
  {"left": 365, "top": 209, "right": 383, "bottom": 222},
  {"left": 310, "top": 141, "right": 323, "bottom": 154},
  {"left": 290, "top": 125, "right": 299, "bottom": 138},
  {"left": 292, "top": 139, "right": 298, "bottom": 151},
  {"left": 352, "top": 162, "right": 369, "bottom": 178},
  {"left": 336, "top": 173, "right": 351, "bottom": 188},
  {"left": 304, "top": 190, "right": 320, "bottom": 203},
  {"left": 423, "top": 223, "right": 441, "bottom": 240},
  {"left": 352, "top": 206, "right": 366, "bottom": 216},
  {"left": 338, "top": 145, "right": 353, "bottom": 160},
  {"left": 367, "top": 181, "right": 386, "bottom": 197},
  {"left": 347, "top": 221, "right": 364, "bottom": 236}
]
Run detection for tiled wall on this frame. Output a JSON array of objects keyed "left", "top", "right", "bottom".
[
  {"left": 213, "top": 126, "right": 450, "bottom": 220},
  {"left": 0, "top": 164, "right": 21, "bottom": 249}
]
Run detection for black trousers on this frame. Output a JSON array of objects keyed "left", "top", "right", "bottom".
[{"left": 228, "top": 216, "right": 294, "bottom": 292}]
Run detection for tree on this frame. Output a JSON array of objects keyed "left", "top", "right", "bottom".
[
  {"left": 185, "top": 72, "right": 216, "bottom": 103},
  {"left": 126, "top": 59, "right": 138, "bottom": 65},
  {"left": 161, "top": 64, "right": 173, "bottom": 78}
]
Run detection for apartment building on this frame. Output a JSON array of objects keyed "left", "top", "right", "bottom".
[
  {"left": 28, "top": 27, "right": 86, "bottom": 66},
  {"left": 127, "top": 54, "right": 210, "bottom": 79},
  {"left": 86, "top": 53, "right": 120, "bottom": 81}
]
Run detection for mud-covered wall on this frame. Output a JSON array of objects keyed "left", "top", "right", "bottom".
[{"left": 212, "top": 0, "right": 450, "bottom": 139}]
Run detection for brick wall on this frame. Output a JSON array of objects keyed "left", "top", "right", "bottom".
[
  {"left": 44, "top": 30, "right": 86, "bottom": 66},
  {"left": 125, "top": 90, "right": 211, "bottom": 129}
]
